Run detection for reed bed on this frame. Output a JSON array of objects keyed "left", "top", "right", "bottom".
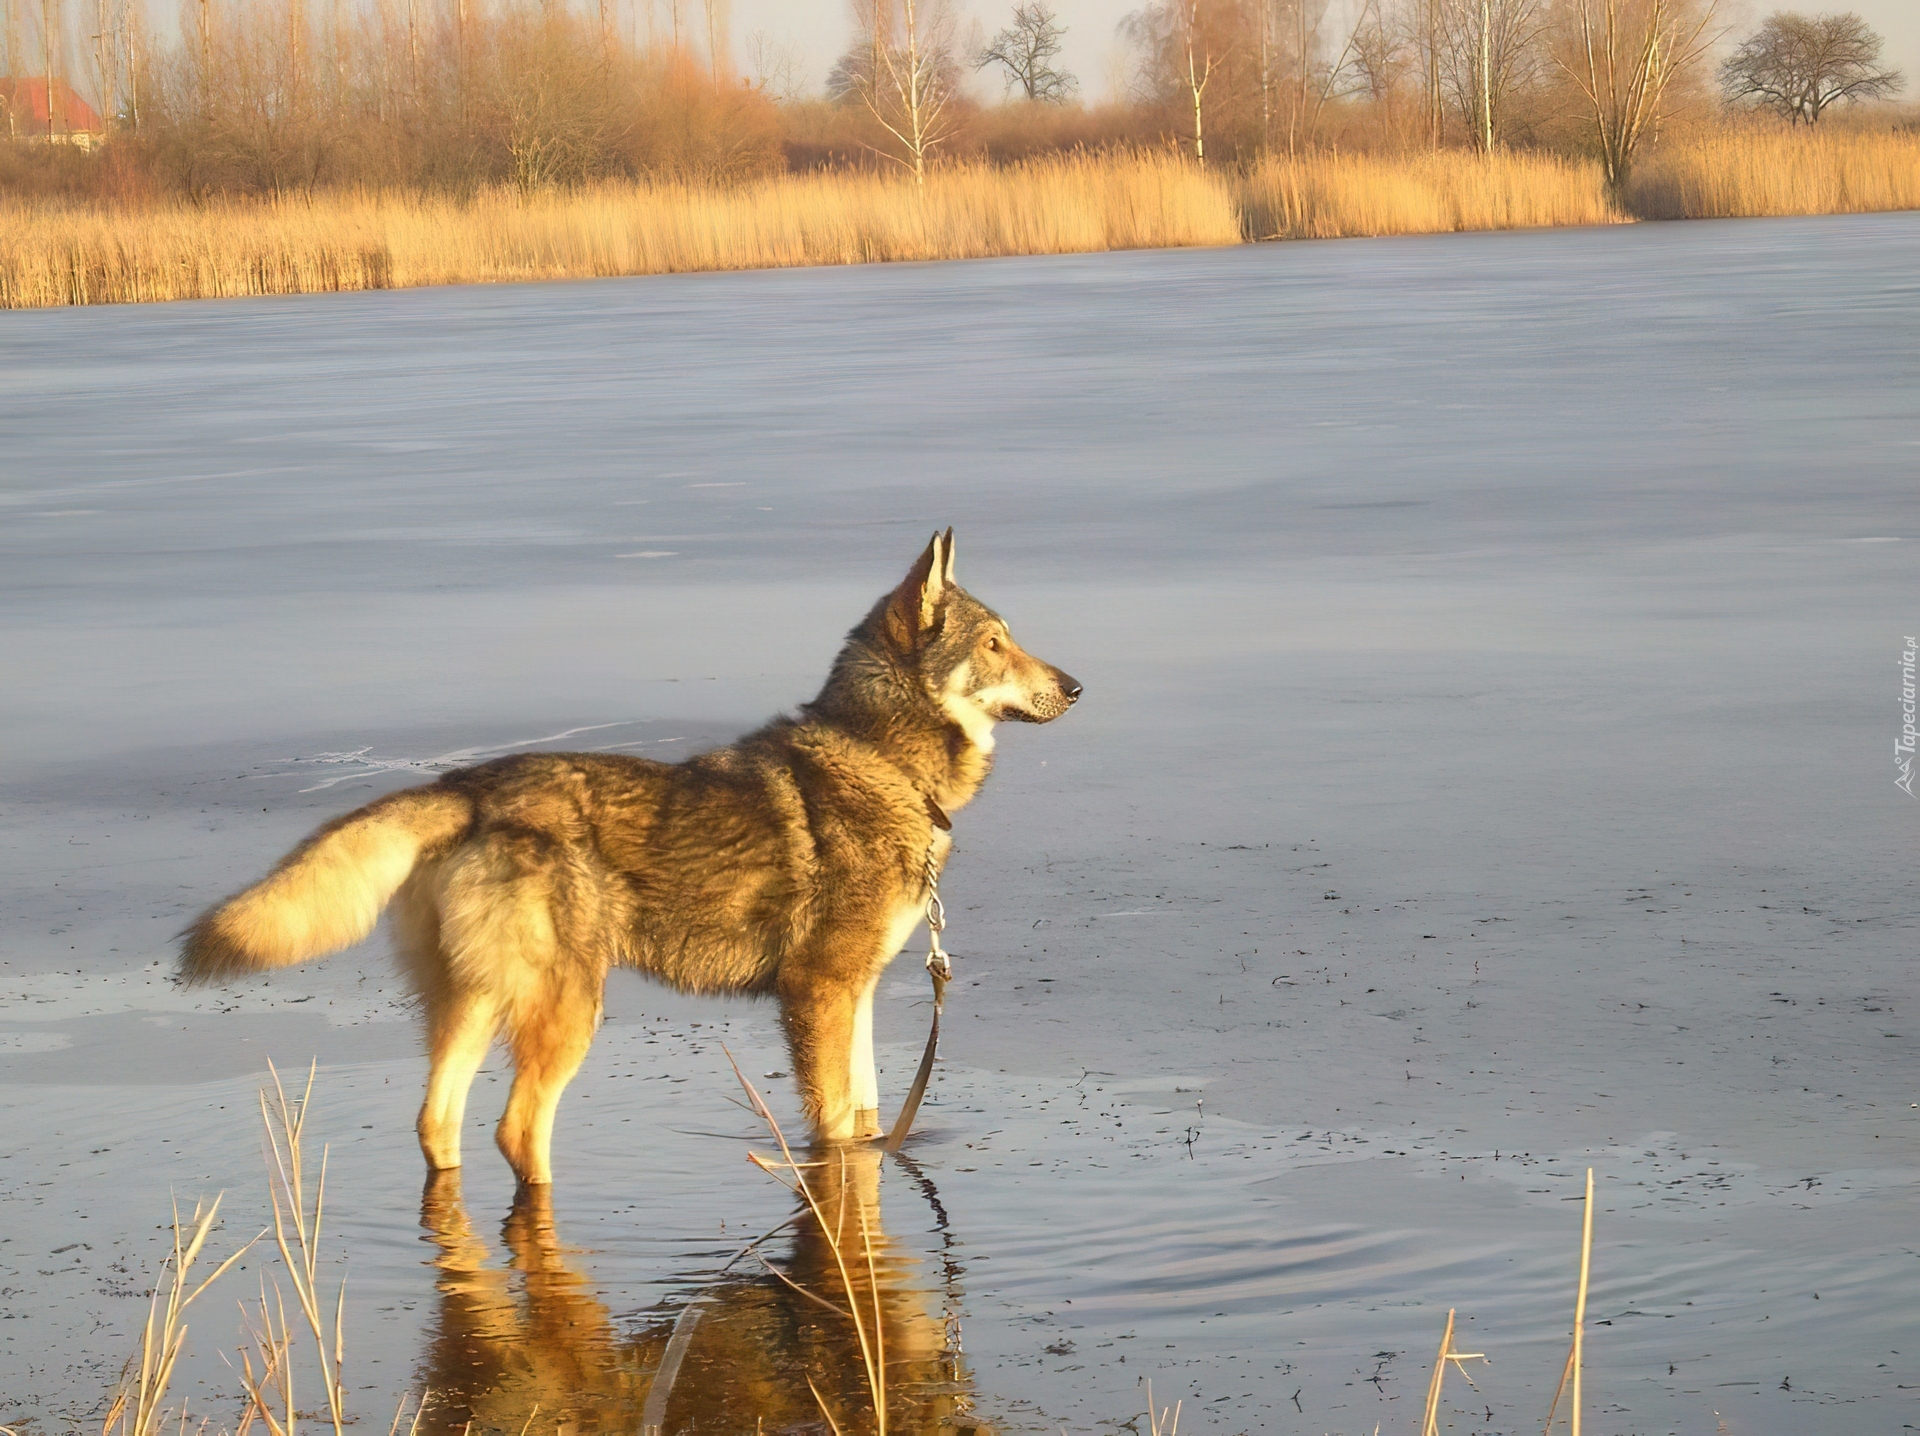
[
  {"left": 0, "top": 153, "right": 1238, "bottom": 309},
  {"left": 1236, "top": 149, "right": 1619, "bottom": 239},
  {"left": 4, "top": 132, "right": 1916, "bottom": 309},
  {"left": 1630, "top": 128, "right": 1920, "bottom": 220}
]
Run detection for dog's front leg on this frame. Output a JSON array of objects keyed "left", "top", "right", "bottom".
[
  {"left": 849, "top": 977, "right": 882, "bottom": 1138},
  {"left": 778, "top": 966, "right": 864, "bottom": 1142}
]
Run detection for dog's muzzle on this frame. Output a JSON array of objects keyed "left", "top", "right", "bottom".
[{"left": 1025, "top": 670, "right": 1082, "bottom": 722}]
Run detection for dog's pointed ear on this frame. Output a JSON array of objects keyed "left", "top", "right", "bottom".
[
  {"left": 883, "top": 531, "right": 949, "bottom": 650},
  {"left": 940, "top": 527, "right": 956, "bottom": 588}
]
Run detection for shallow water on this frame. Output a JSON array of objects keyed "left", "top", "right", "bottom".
[{"left": 3, "top": 215, "right": 1919, "bottom": 1435}]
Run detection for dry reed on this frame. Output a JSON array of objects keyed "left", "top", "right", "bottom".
[
  {"left": 5, "top": 133, "right": 1916, "bottom": 310},
  {"left": 0, "top": 153, "right": 1237, "bottom": 309},
  {"left": 1419, "top": 1307, "right": 1487, "bottom": 1436},
  {"left": 1542, "top": 1166, "right": 1597, "bottom": 1436},
  {"left": 1630, "top": 128, "right": 1920, "bottom": 220},
  {"left": 100, "top": 1198, "right": 257, "bottom": 1436},
  {"left": 236, "top": 1060, "right": 349, "bottom": 1436},
  {"left": 1237, "top": 150, "right": 1619, "bottom": 239},
  {"left": 95, "top": 1063, "right": 354, "bottom": 1436},
  {"left": 1143, "top": 1378, "right": 1180, "bottom": 1436}
]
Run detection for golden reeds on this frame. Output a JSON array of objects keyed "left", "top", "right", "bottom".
[
  {"left": 0, "top": 153, "right": 1237, "bottom": 309},
  {"left": 3, "top": 132, "right": 1914, "bottom": 310},
  {"left": 1631, "top": 128, "right": 1920, "bottom": 219},
  {"left": 1237, "top": 150, "right": 1619, "bottom": 239}
]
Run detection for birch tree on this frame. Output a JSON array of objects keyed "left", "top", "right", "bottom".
[
  {"left": 843, "top": 0, "right": 961, "bottom": 182},
  {"left": 1181, "top": 0, "right": 1221, "bottom": 160},
  {"left": 1441, "top": 0, "right": 1546, "bottom": 149},
  {"left": 1555, "top": 0, "right": 1718, "bottom": 196}
]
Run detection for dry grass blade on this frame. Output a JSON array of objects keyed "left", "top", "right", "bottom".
[
  {"left": 1541, "top": 1345, "right": 1576, "bottom": 1436},
  {"left": 806, "top": 1375, "right": 848, "bottom": 1436},
  {"left": 639, "top": 1303, "right": 705, "bottom": 1436},
  {"left": 1572, "top": 1167, "right": 1594, "bottom": 1436},
  {"left": 1420, "top": 1307, "right": 1488, "bottom": 1436},
  {"left": 752, "top": 1251, "right": 856, "bottom": 1319},
  {"left": 235, "top": 1278, "right": 297, "bottom": 1436},
  {"left": 1544, "top": 1167, "right": 1596, "bottom": 1435},
  {"left": 724, "top": 1046, "right": 889, "bottom": 1436},
  {"left": 249, "top": 1059, "right": 348, "bottom": 1436},
  {"left": 383, "top": 1392, "right": 432, "bottom": 1436},
  {"left": 102, "top": 1194, "right": 257, "bottom": 1436},
  {"left": 859, "top": 1197, "right": 886, "bottom": 1412},
  {"left": 1422, "top": 1309, "right": 1454, "bottom": 1436},
  {"left": 1143, "top": 1378, "right": 1180, "bottom": 1436}
]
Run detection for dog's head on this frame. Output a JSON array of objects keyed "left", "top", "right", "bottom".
[{"left": 882, "top": 529, "right": 1081, "bottom": 743}]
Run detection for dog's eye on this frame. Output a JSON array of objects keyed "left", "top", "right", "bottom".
[{"left": 985, "top": 637, "right": 1000, "bottom": 652}]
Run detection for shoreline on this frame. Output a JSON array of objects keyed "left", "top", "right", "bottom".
[{"left": 4, "top": 133, "right": 1917, "bottom": 310}]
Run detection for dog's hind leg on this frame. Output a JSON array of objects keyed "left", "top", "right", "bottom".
[
  {"left": 396, "top": 875, "right": 499, "bottom": 1172},
  {"left": 418, "top": 989, "right": 501, "bottom": 1171},
  {"left": 496, "top": 976, "right": 600, "bottom": 1187},
  {"left": 849, "top": 977, "right": 881, "bottom": 1139}
]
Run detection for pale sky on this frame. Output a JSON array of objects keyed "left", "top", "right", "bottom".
[{"left": 728, "top": 0, "right": 1919, "bottom": 107}]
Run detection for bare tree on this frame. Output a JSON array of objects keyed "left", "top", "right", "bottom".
[
  {"left": 1288, "top": 0, "right": 1380, "bottom": 147},
  {"left": 1555, "top": 0, "right": 1718, "bottom": 196},
  {"left": 976, "top": 1, "right": 1076, "bottom": 100},
  {"left": 1440, "top": 0, "right": 1546, "bottom": 149},
  {"left": 1180, "top": 0, "right": 1223, "bottom": 159},
  {"left": 1718, "top": 11, "right": 1902, "bottom": 123},
  {"left": 1124, "top": 0, "right": 1277, "bottom": 160},
  {"left": 744, "top": 27, "right": 802, "bottom": 98},
  {"left": 42, "top": 0, "right": 58, "bottom": 137},
  {"left": 492, "top": 12, "right": 628, "bottom": 188},
  {"left": 5, "top": 0, "right": 18, "bottom": 131},
  {"left": 1347, "top": 0, "right": 1410, "bottom": 105},
  {"left": 700, "top": 0, "right": 727, "bottom": 80},
  {"left": 1419, "top": 0, "right": 1444, "bottom": 142},
  {"left": 88, "top": 0, "right": 114, "bottom": 127},
  {"left": 840, "top": 0, "right": 961, "bottom": 182}
]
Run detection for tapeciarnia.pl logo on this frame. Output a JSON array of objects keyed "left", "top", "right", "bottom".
[{"left": 1899, "top": 636, "right": 1917, "bottom": 796}]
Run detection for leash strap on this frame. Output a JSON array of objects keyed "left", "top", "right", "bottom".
[{"left": 883, "top": 842, "right": 951, "bottom": 1153}]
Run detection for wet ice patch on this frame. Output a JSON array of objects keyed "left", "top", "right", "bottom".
[
  {"left": 263, "top": 721, "right": 649, "bottom": 791},
  {"left": 0, "top": 1031, "right": 74, "bottom": 1053}
]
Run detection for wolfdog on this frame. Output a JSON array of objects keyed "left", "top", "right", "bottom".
[{"left": 179, "top": 532, "right": 1080, "bottom": 1186}]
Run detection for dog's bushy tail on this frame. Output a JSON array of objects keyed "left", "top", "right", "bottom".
[{"left": 179, "top": 787, "right": 473, "bottom": 982}]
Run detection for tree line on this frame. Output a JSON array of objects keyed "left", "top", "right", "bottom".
[{"left": 0, "top": 0, "right": 1907, "bottom": 198}]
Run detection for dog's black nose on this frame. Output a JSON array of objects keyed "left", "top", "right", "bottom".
[{"left": 1057, "top": 672, "right": 1083, "bottom": 703}]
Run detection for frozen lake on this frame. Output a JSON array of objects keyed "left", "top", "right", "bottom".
[{"left": 3, "top": 213, "right": 1918, "bottom": 1435}]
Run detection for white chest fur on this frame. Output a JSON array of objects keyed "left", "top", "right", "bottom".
[{"left": 879, "top": 892, "right": 926, "bottom": 964}]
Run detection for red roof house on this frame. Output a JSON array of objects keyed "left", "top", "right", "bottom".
[{"left": 1, "top": 76, "right": 105, "bottom": 141}]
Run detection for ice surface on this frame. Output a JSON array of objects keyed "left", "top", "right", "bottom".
[{"left": 3, "top": 214, "right": 1918, "bottom": 1433}]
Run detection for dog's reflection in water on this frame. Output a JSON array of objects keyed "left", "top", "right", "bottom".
[{"left": 418, "top": 1149, "right": 990, "bottom": 1435}]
